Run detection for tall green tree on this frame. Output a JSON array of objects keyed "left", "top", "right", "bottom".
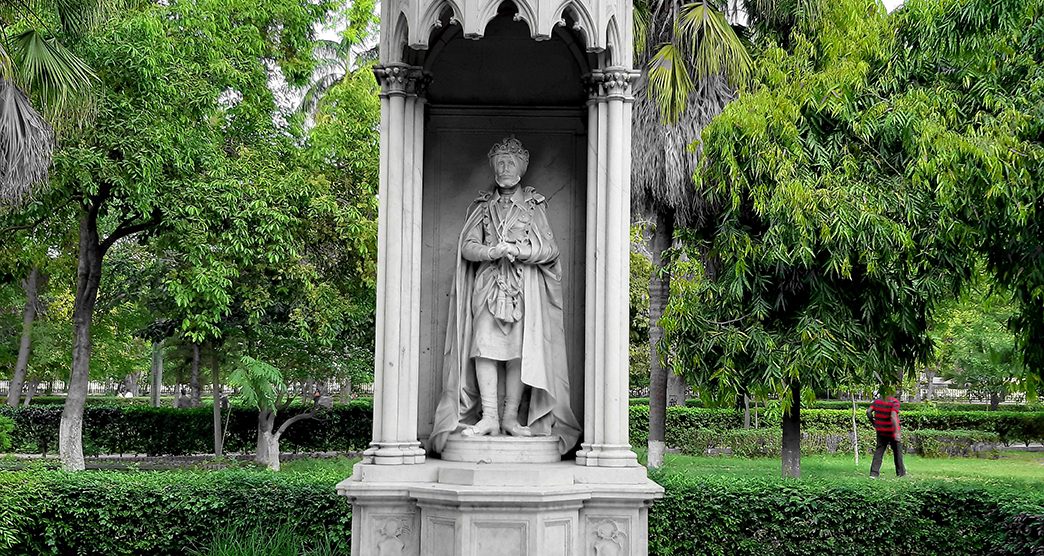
[
  {"left": 663, "top": 0, "right": 979, "bottom": 477},
  {"left": 632, "top": 0, "right": 753, "bottom": 469},
  {"left": 28, "top": 0, "right": 329, "bottom": 470}
]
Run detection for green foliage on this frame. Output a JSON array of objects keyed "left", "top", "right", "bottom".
[
  {"left": 0, "top": 468, "right": 351, "bottom": 555},
  {"left": 666, "top": 0, "right": 971, "bottom": 408},
  {"left": 229, "top": 356, "right": 286, "bottom": 412},
  {"left": 0, "top": 415, "right": 12, "bottom": 450},
  {"left": 630, "top": 228, "right": 654, "bottom": 390},
  {"left": 191, "top": 522, "right": 338, "bottom": 556},
  {"left": 0, "top": 401, "right": 373, "bottom": 456},
  {"left": 627, "top": 405, "right": 1044, "bottom": 446},
  {"left": 651, "top": 474, "right": 1044, "bottom": 555},
  {"left": 933, "top": 279, "right": 1025, "bottom": 403}
]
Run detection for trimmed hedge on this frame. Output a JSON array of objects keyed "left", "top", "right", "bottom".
[
  {"left": 0, "top": 401, "right": 373, "bottom": 456},
  {"left": 628, "top": 406, "right": 1044, "bottom": 447},
  {"left": 0, "top": 469, "right": 352, "bottom": 555},
  {"left": 651, "top": 474, "right": 1044, "bottom": 556},
  {"left": 2, "top": 402, "right": 1040, "bottom": 457},
  {"left": 0, "top": 469, "right": 1039, "bottom": 555},
  {"left": 673, "top": 428, "right": 1001, "bottom": 458}
]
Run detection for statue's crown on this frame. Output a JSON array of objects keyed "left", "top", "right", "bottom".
[{"left": 487, "top": 136, "right": 529, "bottom": 165}]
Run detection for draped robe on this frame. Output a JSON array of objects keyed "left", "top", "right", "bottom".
[{"left": 430, "top": 186, "right": 581, "bottom": 454}]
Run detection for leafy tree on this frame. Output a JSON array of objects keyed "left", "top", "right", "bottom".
[
  {"left": 888, "top": 0, "right": 1044, "bottom": 387},
  {"left": 662, "top": 0, "right": 977, "bottom": 477},
  {"left": 295, "top": 0, "right": 378, "bottom": 119},
  {"left": 228, "top": 355, "right": 324, "bottom": 471},
  {"left": 15, "top": 0, "right": 331, "bottom": 470},
  {"left": 933, "top": 278, "right": 1025, "bottom": 409}
]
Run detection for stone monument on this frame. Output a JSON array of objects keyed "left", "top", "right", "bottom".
[{"left": 338, "top": 1, "right": 662, "bottom": 554}]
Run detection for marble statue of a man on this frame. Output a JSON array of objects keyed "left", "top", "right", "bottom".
[{"left": 431, "top": 137, "right": 581, "bottom": 455}]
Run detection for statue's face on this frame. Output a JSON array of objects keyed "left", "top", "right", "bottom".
[{"left": 492, "top": 153, "right": 523, "bottom": 186}]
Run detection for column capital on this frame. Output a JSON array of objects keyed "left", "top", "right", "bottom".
[
  {"left": 374, "top": 64, "right": 429, "bottom": 97},
  {"left": 585, "top": 67, "right": 641, "bottom": 100}
]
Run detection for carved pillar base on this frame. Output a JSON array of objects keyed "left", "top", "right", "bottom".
[{"left": 340, "top": 461, "right": 662, "bottom": 556}]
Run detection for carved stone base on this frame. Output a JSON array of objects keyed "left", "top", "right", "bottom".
[
  {"left": 339, "top": 460, "right": 663, "bottom": 556},
  {"left": 441, "top": 435, "right": 561, "bottom": 463}
]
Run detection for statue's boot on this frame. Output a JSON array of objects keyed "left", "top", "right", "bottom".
[
  {"left": 463, "top": 360, "right": 500, "bottom": 437},
  {"left": 502, "top": 383, "right": 532, "bottom": 437}
]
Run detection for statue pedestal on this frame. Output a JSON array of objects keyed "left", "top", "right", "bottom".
[
  {"left": 339, "top": 460, "right": 663, "bottom": 556},
  {"left": 441, "top": 435, "right": 561, "bottom": 464}
]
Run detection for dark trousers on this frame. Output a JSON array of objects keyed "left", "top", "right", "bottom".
[{"left": 870, "top": 434, "right": 906, "bottom": 477}]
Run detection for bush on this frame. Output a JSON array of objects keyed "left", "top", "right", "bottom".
[
  {"left": 671, "top": 427, "right": 1001, "bottom": 459},
  {"left": 627, "top": 406, "right": 1044, "bottom": 448},
  {"left": 912, "top": 430, "right": 1001, "bottom": 458},
  {"left": 0, "top": 468, "right": 352, "bottom": 555},
  {"left": 1, "top": 468, "right": 1039, "bottom": 556},
  {"left": 0, "top": 401, "right": 373, "bottom": 456},
  {"left": 651, "top": 475, "right": 1044, "bottom": 556},
  {"left": 0, "top": 416, "right": 12, "bottom": 452}
]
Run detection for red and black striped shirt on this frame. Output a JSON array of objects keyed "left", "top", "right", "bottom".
[{"left": 871, "top": 397, "right": 900, "bottom": 436}]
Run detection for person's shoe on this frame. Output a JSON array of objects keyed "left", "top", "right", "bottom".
[
  {"left": 869, "top": 475, "right": 878, "bottom": 479},
  {"left": 462, "top": 415, "right": 500, "bottom": 437}
]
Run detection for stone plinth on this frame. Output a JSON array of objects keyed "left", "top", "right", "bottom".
[
  {"left": 339, "top": 460, "right": 663, "bottom": 556},
  {"left": 441, "top": 436, "right": 561, "bottom": 464}
]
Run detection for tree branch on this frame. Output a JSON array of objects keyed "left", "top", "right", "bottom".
[
  {"left": 100, "top": 210, "right": 161, "bottom": 254},
  {"left": 0, "top": 197, "right": 78, "bottom": 234}
]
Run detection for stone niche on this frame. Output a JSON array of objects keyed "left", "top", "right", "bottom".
[{"left": 339, "top": 1, "right": 662, "bottom": 555}]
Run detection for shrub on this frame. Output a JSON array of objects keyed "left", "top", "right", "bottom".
[
  {"left": 0, "top": 401, "right": 373, "bottom": 456},
  {"left": 2, "top": 468, "right": 1039, "bottom": 556},
  {"left": 650, "top": 475, "right": 1044, "bottom": 556},
  {"left": 671, "top": 427, "right": 1001, "bottom": 459},
  {"left": 0, "top": 416, "right": 12, "bottom": 452},
  {"left": 627, "top": 406, "right": 1044, "bottom": 448},
  {"left": 0, "top": 469, "right": 352, "bottom": 555},
  {"left": 912, "top": 430, "right": 1001, "bottom": 458}
]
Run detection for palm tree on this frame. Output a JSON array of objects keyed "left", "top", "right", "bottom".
[
  {"left": 0, "top": 0, "right": 100, "bottom": 206},
  {"left": 633, "top": 0, "right": 824, "bottom": 470},
  {"left": 632, "top": 0, "right": 751, "bottom": 469},
  {"left": 295, "top": 0, "right": 378, "bottom": 119}
]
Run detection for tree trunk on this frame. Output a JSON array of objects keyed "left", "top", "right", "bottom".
[
  {"left": 189, "top": 343, "right": 201, "bottom": 407},
  {"left": 850, "top": 390, "right": 860, "bottom": 465},
  {"left": 123, "top": 372, "right": 141, "bottom": 397},
  {"left": 22, "top": 379, "right": 40, "bottom": 406},
  {"left": 301, "top": 379, "right": 314, "bottom": 404},
  {"left": 256, "top": 409, "right": 280, "bottom": 471},
  {"left": 666, "top": 372, "right": 687, "bottom": 407},
  {"left": 989, "top": 392, "right": 1001, "bottom": 411},
  {"left": 212, "top": 348, "right": 223, "bottom": 457},
  {"left": 339, "top": 378, "right": 352, "bottom": 404},
  {"left": 743, "top": 394, "right": 751, "bottom": 429},
  {"left": 926, "top": 369, "right": 936, "bottom": 400},
  {"left": 59, "top": 211, "right": 104, "bottom": 471},
  {"left": 647, "top": 210, "right": 674, "bottom": 469},
  {"left": 150, "top": 341, "right": 164, "bottom": 407},
  {"left": 8, "top": 267, "right": 41, "bottom": 408},
  {"left": 781, "top": 382, "right": 802, "bottom": 478}
]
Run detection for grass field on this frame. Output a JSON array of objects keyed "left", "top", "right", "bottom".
[{"left": 652, "top": 451, "right": 1044, "bottom": 488}]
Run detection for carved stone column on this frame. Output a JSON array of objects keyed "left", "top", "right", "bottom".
[
  {"left": 576, "top": 67, "right": 642, "bottom": 468},
  {"left": 368, "top": 63, "right": 428, "bottom": 465}
]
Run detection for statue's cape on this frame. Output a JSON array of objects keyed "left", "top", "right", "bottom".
[{"left": 430, "top": 186, "right": 581, "bottom": 454}]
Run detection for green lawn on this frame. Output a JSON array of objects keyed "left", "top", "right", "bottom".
[{"left": 653, "top": 451, "right": 1044, "bottom": 488}]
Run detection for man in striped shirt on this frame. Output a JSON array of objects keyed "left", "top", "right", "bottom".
[{"left": 869, "top": 386, "right": 907, "bottom": 478}]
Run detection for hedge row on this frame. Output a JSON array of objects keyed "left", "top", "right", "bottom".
[
  {"left": 673, "top": 428, "right": 1001, "bottom": 458},
  {"left": 628, "top": 397, "right": 1040, "bottom": 412},
  {"left": 0, "top": 469, "right": 1039, "bottom": 555},
  {"left": 0, "top": 401, "right": 373, "bottom": 456},
  {"left": 651, "top": 475, "right": 1043, "bottom": 556},
  {"left": 628, "top": 406, "right": 1044, "bottom": 447},
  {"left": 0, "top": 469, "right": 352, "bottom": 555},
  {"left": 2, "top": 403, "right": 1040, "bottom": 457},
  {"left": 0, "top": 416, "right": 12, "bottom": 451}
]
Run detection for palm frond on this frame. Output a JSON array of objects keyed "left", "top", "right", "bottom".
[
  {"left": 649, "top": 42, "right": 695, "bottom": 123},
  {"left": 9, "top": 29, "right": 97, "bottom": 127},
  {"left": 677, "top": 2, "right": 752, "bottom": 89},
  {"left": 0, "top": 78, "right": 55, "bottom": 206}
]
